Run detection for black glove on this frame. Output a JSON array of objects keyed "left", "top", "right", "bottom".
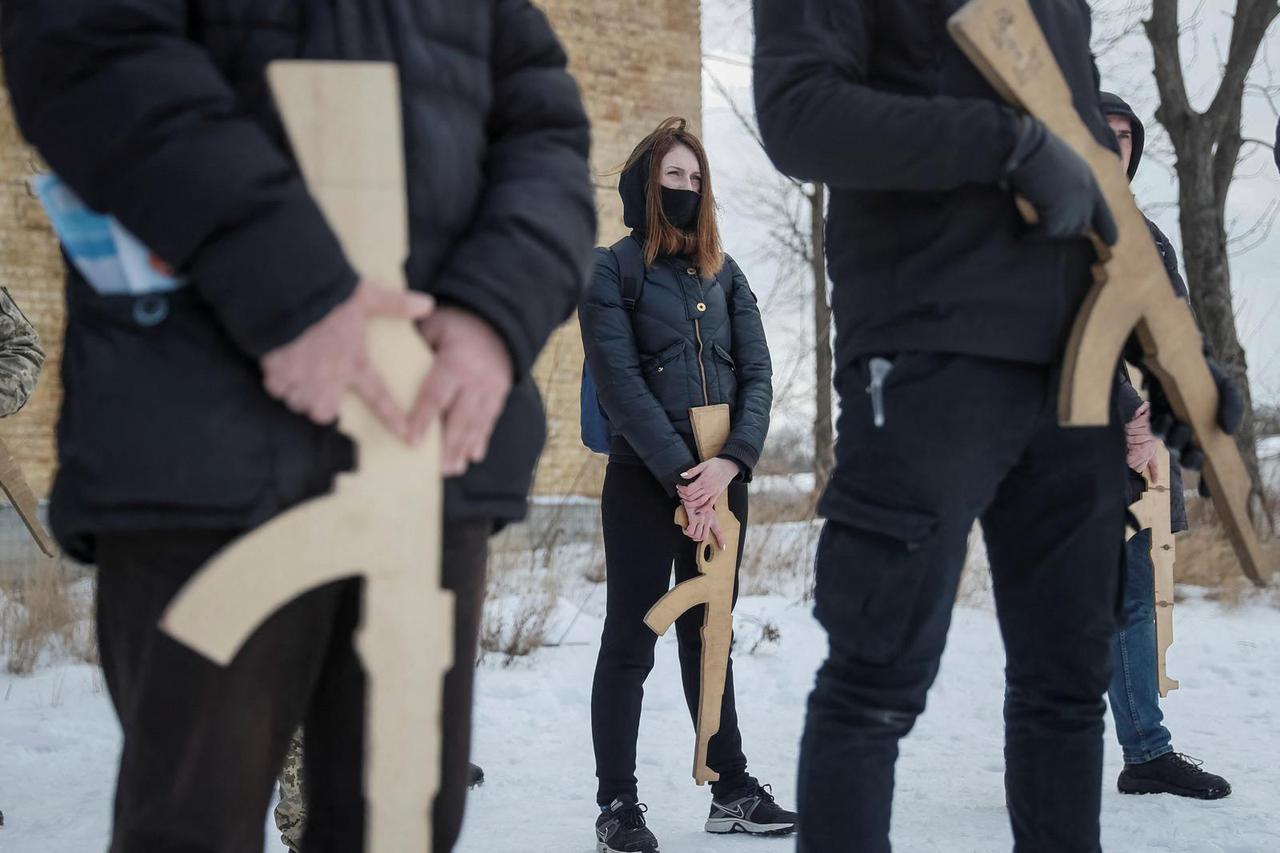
[
  {"left": 1004, "top": 113, "right": 1119, "bottom": 246},
  {"left": 1147, "top": 355, "right": 1244, "bottom": 474}
]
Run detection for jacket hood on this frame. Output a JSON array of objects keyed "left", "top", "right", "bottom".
[
  {"left": 619, "top": 150, "right": 651, "bottom": 231},
  {"left": 1099, "top": 91, "right": 1145, "bottom": 181}
]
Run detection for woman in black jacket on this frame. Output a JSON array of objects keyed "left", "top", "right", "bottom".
[{"left": 580, "top": 118, "right": 792, "bottom": 853}]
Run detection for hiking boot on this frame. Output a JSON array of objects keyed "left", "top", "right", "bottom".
[
  {"left": 1118, "top": 752, "right": 1231, "bottom": 800},
  {"left": 468, "top": 763, "right": 485, "bottom": 789},
  {"left": 596, "top": 798, "right": 659, "bottom": 853},
  {"left": 706, "top": 778, "right": 797, "bottom": 836}
]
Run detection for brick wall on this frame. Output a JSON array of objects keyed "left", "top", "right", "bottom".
[
  {"left": 533, "top": 0, "right": 703, "bottom": 497},
  {"left": 0, "top": 1, "right": 702, "bottom": 502},
  {"left": 0, "top": 67, "right": 63, "bottom": 500}
]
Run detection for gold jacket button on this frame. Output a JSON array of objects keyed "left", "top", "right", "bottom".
[{"left": 696, "top": 302, "right": 707, "bottom": 312}]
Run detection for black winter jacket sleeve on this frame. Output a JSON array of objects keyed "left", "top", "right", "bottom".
[
  {"left": 1147, "top": 220, "right": 1188, "bottom": 300},
  {"left": 718, "top": 258, "right": 772, "bottom": 476},
  {"left": 752, "top": 0, "right": 1019, "bottom": 191},
  {"left": 1, "top": 0, "right": 358, "bottom": 358},
  {"left": 429, "top": 0, "right": 595, "bottom": 378},
  {"left": 1119, "top": 218, "right": 1190, "bottom": 428},
  {"left": 1118, "top": 371, "right": 1144, "bottom": 424},
  {"left": 580, "top": 252, "right": 699, "bottom": 494}
]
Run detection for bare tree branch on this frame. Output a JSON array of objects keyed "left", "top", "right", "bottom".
[{"left": 1147, "top": 0, "right": 1196, "bottom": 134}]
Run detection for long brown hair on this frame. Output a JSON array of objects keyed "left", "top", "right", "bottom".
[{"left": 622, "top": 117, "right": 724, "bottom": 277}]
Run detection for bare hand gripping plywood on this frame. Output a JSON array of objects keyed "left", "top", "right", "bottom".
[
  {"left": 949, "top": 0, "right": 1272, "bottom": 586},
  {"left": 161, "top": 63, "right": 450, "bottom": 851},
  {"left": 644, "top": 403, "right": 741, "bottom": 785}
]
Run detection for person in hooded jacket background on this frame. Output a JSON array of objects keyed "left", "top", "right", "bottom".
[
  {"left": 579, "top": 117, "right": 794, "bottom": 853},
  {"left": 1100, "top": 91, "right": 1233, "bottom": 801}
]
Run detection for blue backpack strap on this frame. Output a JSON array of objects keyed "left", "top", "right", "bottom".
[
  {"left": 609, "top": 235, "right": 646, "bottom": 311},
  {"left": 579, "top": 236, "right": 645, "bottom": 455}
]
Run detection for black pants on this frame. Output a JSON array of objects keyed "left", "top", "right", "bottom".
[
  {"left": 592, "top": 461, "right": 750, "bottom": 805},
  {"left": 95, "top": 520, "right": 491, "bottom": 853},
  {"left": 798, "top": 354, "right": 1126, "bottom": 853}
]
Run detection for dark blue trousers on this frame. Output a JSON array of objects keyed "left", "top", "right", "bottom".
[{"left": 798, "top": 354, "right": 1126, "bottom": 853}]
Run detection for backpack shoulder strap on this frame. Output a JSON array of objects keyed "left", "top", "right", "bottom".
[{"left": 608, "top": 235, "right": 647, "bottom": 312}]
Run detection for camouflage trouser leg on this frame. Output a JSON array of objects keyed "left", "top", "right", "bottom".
[{"left": 275, "top": 728, "right": 306, "bottom": 852}]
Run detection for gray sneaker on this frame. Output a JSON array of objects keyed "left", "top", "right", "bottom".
[{"left": 706, "top": 780, "right": 797, "bottom": 836}]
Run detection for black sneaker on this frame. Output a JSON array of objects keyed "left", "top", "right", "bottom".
[
  {"left": 596, "top": 798, "right": 659, "bottom": 853},
  {"left": 706, "top": 779, "right": 797, "bottom": 836},
  {"left": 1118, "top": 753, "right": 1231, "bottom": 800},
  {"left": 468, "top": 763, "right": 485, "bottom": 789}
]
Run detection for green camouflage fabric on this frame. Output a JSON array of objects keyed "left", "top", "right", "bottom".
[
  {"left": 0, "top": 287, "right": 44, "bottom": 418},
  {"left": 275, "top": 728, "right": 306, "bottom": 852}
]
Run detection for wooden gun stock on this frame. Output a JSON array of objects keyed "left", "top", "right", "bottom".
[
  {"left": 949, "top": 0, "right": 1272, "bottom": 586},
  {"left": 643, "top": 403, "right": 741, "bottom": 785}
]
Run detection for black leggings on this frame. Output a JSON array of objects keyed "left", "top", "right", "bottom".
[
  {"left": 591, "top": 460, "right": 750, "bottom": 805},
  {"left": 95, "top": 520, "right": 491, "bottom": 853}
]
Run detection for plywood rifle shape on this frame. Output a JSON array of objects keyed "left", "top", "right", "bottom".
[
  {"left": 1123, "top": 365, "right": 1180, "bottom": 697},
  {"left": 644, "top": 403, "right": 741, "bottom": 785},
  {"left": 0, "top": 437, "right": 56, "bottom": 557},
  {"left": 949, "top": 0, "right": 1272, "bottom": 587},
  {"left": 161, "top": 62, "right": 451, "bottom": 852},
  {"left": 1130, "top": 442, "right": 1180, "bottom": 697}
]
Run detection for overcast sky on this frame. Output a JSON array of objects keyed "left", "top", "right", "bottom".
[{"left": 699, "top": 0, "right": 1280, "bottom": 437}]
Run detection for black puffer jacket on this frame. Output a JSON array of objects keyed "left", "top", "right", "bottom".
[
  {"left": 2, "top": 0, "right": 595, "bottom": 561},
  {"left": 579, "top": 165, "right": 772, "bottom": 494},
  {"left": 753, "top": 0, "right": 1116, "bottom": 373}
]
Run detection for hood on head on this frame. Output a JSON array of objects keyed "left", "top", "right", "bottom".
[
  {"left": 619, "top": 150, "right": 652, "bottom": 232},
  {"left": 1099, "top": 91, "right": 1145, "bottom": 181}
]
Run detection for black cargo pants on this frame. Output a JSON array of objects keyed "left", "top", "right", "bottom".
[{"left": 797, "top": 353, "right": 1126, "bottom": 853}]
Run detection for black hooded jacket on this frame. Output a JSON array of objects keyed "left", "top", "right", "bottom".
[
  {"left": 753, "top": 0, "right": 1117, "bottom": 376},
  {"left": 1099, "top": 92, "right": 1146, "bottom": 182},
  {"left": 579, "top": 158, "right": 773, "bottom": 494},
  {"left": 2, "top": 0, "right": 596, "bottom": 561},
  {"left": 1100, "top": 92, "right": 1189, "bottom": 532}
]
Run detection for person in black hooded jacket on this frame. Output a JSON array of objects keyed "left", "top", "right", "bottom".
[
  {"left": 579, "top": 118, "right": 793, "bottom": 853},
  {"left": 752, "top": 2, "right": 1243, "bottom": 852},
  {"left": 1, "top": 2, "right": 594, "bottom": 851},
  {"left": 1100, "top": 91, "right": 1232, "bottom": 802}
]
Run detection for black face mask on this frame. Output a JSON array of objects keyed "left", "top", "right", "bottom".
[{"left": 660, "top": 187, "right": 701, "bottom": 230}]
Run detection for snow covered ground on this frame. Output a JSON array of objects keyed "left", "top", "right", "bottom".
[{"left": 2, "top": 583, "right": 1278, "bottom": 852}]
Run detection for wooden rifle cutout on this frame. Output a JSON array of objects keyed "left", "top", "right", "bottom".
[
  {"left": 643, "top": 403, "right": 740, "bottom": 785},
  {"left": 1125, "top": 365, "right": 1180, "bottom": 697},
  {"left": 0, "top": 437, "right": 55, "bottom": 557},
  {"left": 161, "top": 62, "right": 450, "bottom": 851},
  {"left": 949, "top": 0, "right": 1272, "bottom": 586},
  {"left": 1139, "top": 444, "right": 1181, "bottom": 698}
]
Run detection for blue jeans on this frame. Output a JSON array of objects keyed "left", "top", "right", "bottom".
[{"left": 1106, "top": 529, "right": 1174, "bottom": 765}]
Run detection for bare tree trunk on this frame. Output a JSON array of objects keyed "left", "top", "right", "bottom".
[
  {"left": 1146, "top": 0, "right": 1278, "bottom": 513},
  {"left": 1177, "top": 151, "right": 1266, "bottom": 514},
  {"left": 810, "top": 183, "right": 834, "bottom": 492}
]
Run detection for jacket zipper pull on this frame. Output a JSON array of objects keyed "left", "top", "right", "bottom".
[{"left": 867, "top": 357, "right": 894, "bottom": 428}]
